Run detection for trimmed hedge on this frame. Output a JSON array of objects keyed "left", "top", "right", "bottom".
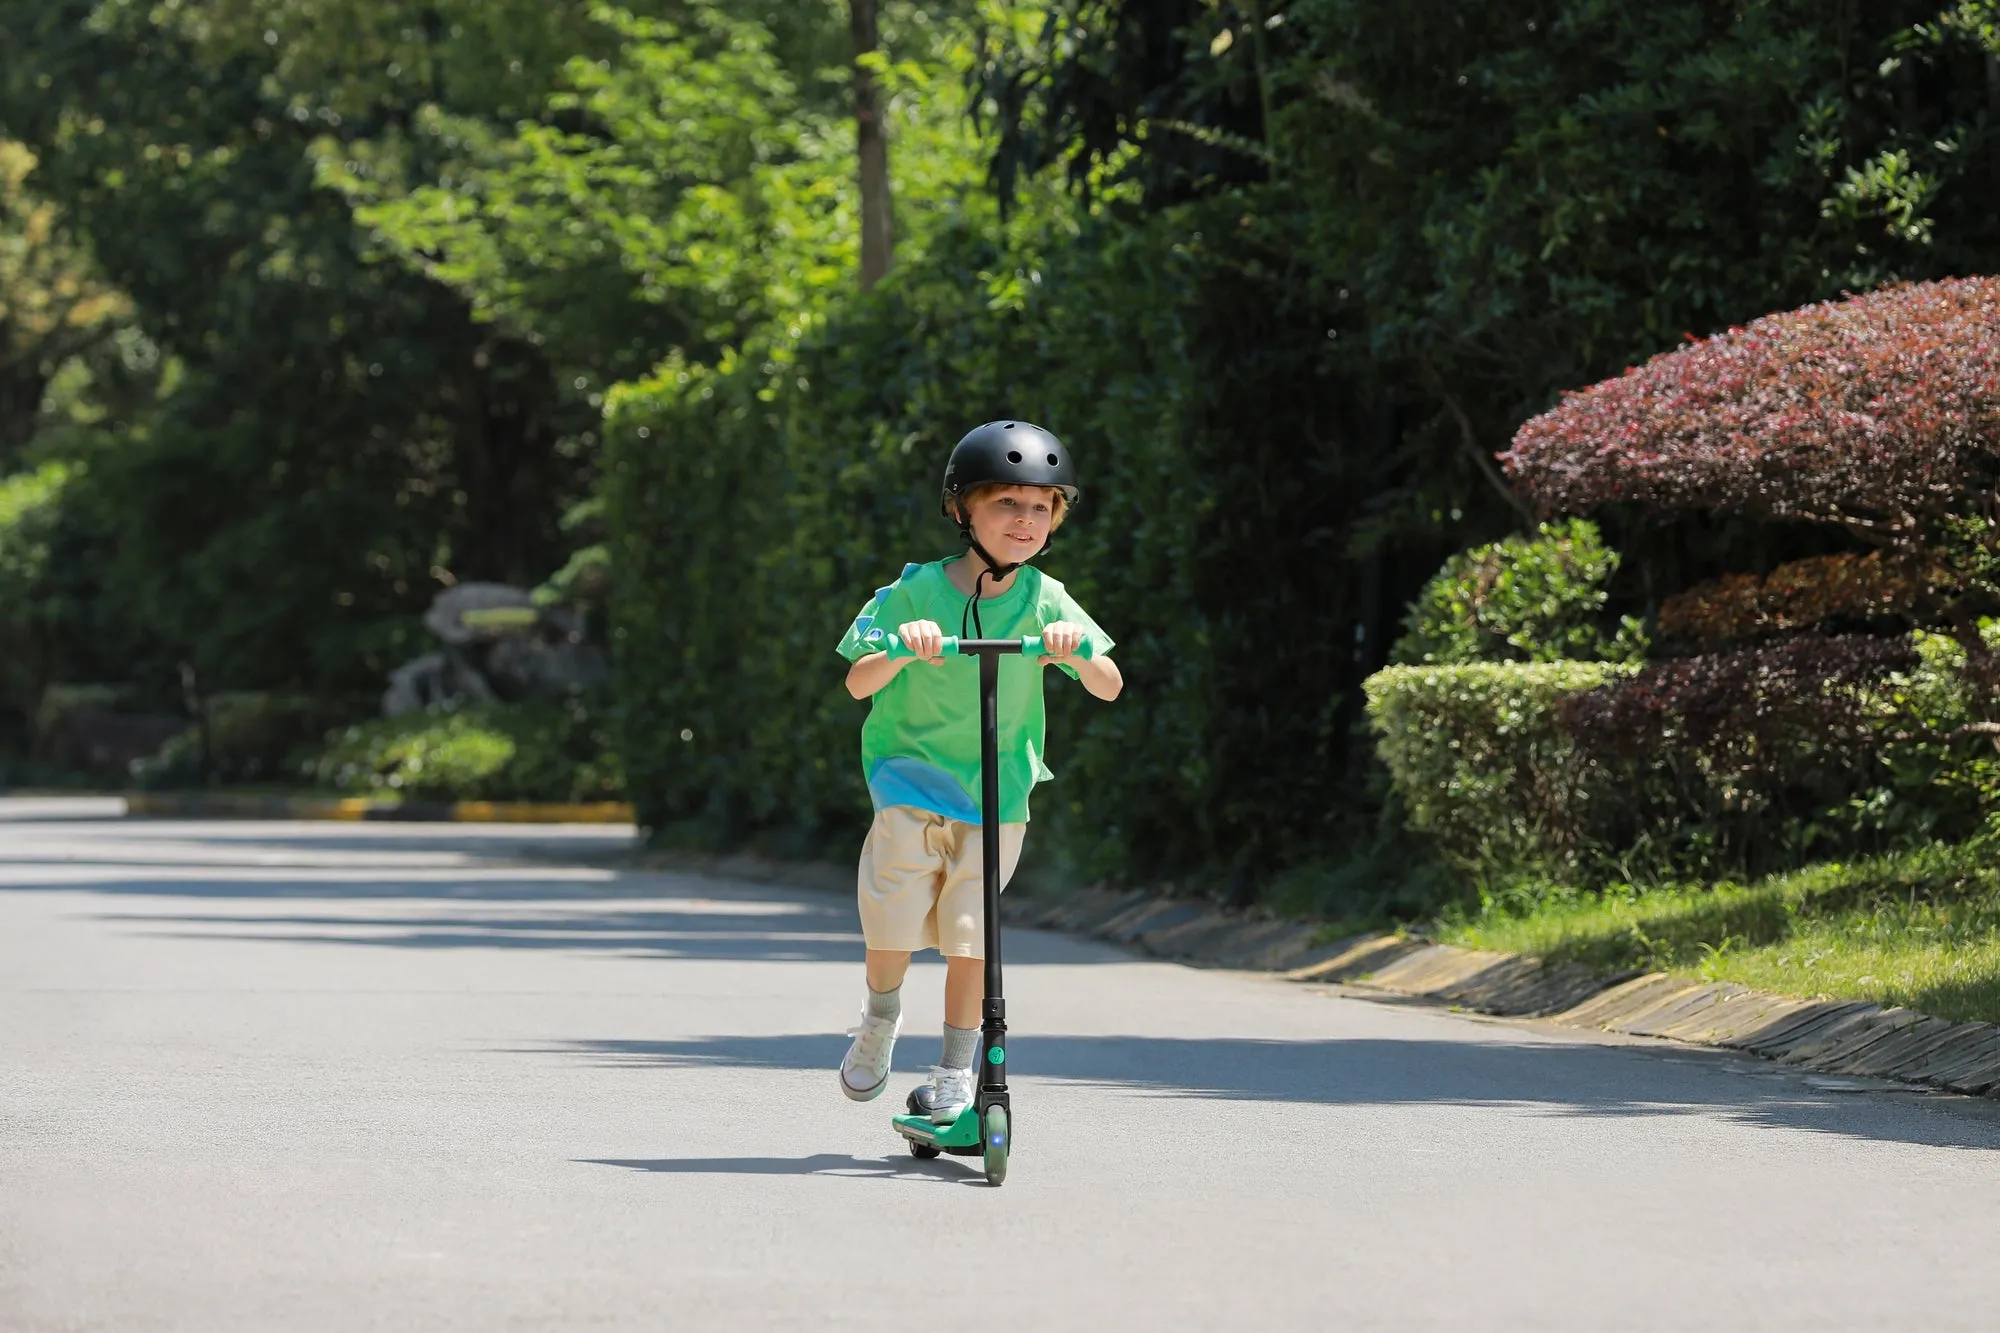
[
  {"left": 604, "top": 212, "right": 1383, "bottom": 884},
  {"left": 1366, "top": 662, "right": 1634, "bottom": 876},
  {"left": 308, "top": 698, "right": 623, "bottom": 803},
  {"left": 1392, "top": 518, "right": 1645, "bottom": 667},
  {"left": 1370, "top": 634, "right": 2000, "bottom": 885}
]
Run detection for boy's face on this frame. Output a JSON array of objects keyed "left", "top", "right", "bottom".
[{"left": 960, "top": 484, "right": 1060, "bottom": 564}]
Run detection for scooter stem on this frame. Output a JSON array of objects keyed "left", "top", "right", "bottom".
[{"left": 976, "top": 648, "right": 1008, "bottom": 1112}]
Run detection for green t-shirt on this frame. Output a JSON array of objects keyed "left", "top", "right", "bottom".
[{"left": 836, "top": 559, "right": 1114, "bottom": 825}]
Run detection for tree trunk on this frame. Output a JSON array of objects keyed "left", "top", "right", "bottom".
[
  {"left": 0, "top": 355, "right": 49, "bottom": 467},
  {"left": 446, "top": 337, "right": 561, "bottom": 588},
  {"left": 850, "top": 0, "right": 894, "bottom": 290}
]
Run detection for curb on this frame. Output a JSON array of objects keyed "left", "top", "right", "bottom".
[
  {"left": 122, "top": 792, "right": 635, "bottom": 824},
  {"left": 1000, "top": 887, "right": 2000, "bottom": 1100}
]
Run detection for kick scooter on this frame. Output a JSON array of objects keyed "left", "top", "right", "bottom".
[{"left": 876, "top": 631, "right": 1094, "bottom": 1187}]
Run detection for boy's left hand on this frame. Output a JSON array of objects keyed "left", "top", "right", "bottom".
[{"left": 1040, "top": 621, "right": 1085, "bottom": 663}]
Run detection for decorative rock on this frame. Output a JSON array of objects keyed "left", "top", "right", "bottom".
[
  {"left": 383, "top": 583, "right": 607, "bottom": 716},
  {"left": 425, "top": 583, "right": 537, "bottom": 646}
]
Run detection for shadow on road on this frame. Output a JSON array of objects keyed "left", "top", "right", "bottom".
[
  {"left": 579, "top": 1153, "right": 986, "bottom": 1185},
  {"left": 538, "top": 1031, "right": 2000, "bottom": 1154},
  {"left": 99, "top": 904, "right": 866, "bottom": 962},
  {"left": 2, "top": 831, "right": 874, "bottom": 961}
]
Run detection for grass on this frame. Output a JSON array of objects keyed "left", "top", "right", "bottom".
[{"left": 1437, "top": 842, "right": 2000, "bottom": 1025}]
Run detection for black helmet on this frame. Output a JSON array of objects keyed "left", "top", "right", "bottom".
[{"left": 939, "top": 420, "right": 1079, "bottom": 520}]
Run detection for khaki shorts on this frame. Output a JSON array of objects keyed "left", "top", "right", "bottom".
[{"left": 856, "top": 805, "right": 1026, "bottom": 958}]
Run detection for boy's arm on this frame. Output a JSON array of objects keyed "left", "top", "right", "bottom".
[
  {"left": 845, "top": 652, "right": 904, "bottom": 700},
  {"left": 1068, "top": 653, "right": 1122, "bottom": 702},
  {"left": 1039, "top": 621, "right": 1122, "bottom": 701},
  {"left": 845, "top": 619, "right": 947, "bottom": 699}
]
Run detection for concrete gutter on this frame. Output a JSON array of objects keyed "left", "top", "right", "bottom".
[
  {"left": 1000, "top": 887, "right": 2000, "bottom": 1100},
  {"left": 121, "top": 792, "right": 635, "bottom": 823}
]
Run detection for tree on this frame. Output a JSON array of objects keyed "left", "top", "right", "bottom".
[
  {"left": 0, "top": 141, "right": 128, "bottom": 463},
  {"left": 0, "top": 0, "right": 590, "bottom": 692},
  {"left": 851, "top": 0, "right": 895, "bottom": 288},
  {"left": 980, "top": 1, "right": 2000, "bottom": 539}
]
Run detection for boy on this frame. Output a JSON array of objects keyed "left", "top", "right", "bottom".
[{"left": 835, "top": 420, "right": 1122, "bottom": 1123}]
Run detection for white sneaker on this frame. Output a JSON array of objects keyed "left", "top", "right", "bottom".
[
  {"left": 838, "top": 1011, "right": 900, "bottom": 1101},
  {"left": 911, "top": 1065, "right": 974, "bottom": 1123}
]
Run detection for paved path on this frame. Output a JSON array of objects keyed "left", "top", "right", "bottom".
[{"left": 6, "top": 804, "right": 2000, "bottom": 1331}]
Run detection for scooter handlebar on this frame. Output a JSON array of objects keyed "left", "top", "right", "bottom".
[{"left": 878, "top": 633, "right": 1095, "bottom": 661}]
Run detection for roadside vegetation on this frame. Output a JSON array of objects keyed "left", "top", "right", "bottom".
[
  {"left": 1368, "top": 278, "right": 2000, "bottom": 1023},
  {"left": 1441, "top": 847, "right": 2000, "bottom": 1025}
]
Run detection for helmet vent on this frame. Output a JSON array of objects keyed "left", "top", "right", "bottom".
[
  {"left": 1007, "top": 450, "right": 1023, "bottom": 463},
  {"left": 1047, "top": 453, "right": 1059, "bottom": 465},
  {"left": 1003, "top": 422, "right": 1016, "bottom": 429}
]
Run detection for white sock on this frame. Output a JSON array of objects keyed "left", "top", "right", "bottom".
[{"left": 940, "top": 1023, "right": 977, "bottom": 1071}]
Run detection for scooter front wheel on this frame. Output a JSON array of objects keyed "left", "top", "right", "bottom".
[{"left": 982, "top": 1105, "right": 1010, "bottom": 1186}]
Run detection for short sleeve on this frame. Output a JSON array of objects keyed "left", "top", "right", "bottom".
[
  {"left": 836, "top": 564, "right": 920, "bottom": 662},
  {"left": 1043, "top": 582, "right": 1115, "bottom": 680}
]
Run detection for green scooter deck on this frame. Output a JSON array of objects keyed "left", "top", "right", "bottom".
[{"left": 892, "top": 1104, "right": 982, "bottom": 1155}]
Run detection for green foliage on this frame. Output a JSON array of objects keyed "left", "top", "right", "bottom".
[
  {"left": 1392, "top": 519, "right": 1646, "bottom": 666},
  {"left": 992, "top": 1, "right": 2000, "bottom": 546},
  {"left": 0, "top": 460, "right": 66, "bottom": 718},
  {"left": 1364, "top": 661, "right": 1635, "bottom": 878},
  {"left": 0, "top": 139, "right": 131, "bottom": 461},
  {"left": 0, "top": 0, "right": 602, "bottom": 699},
  {"left": 1370, "top": 624, "right": 2000, "bottom": 891},
  {"left": 130, "top": 691, "right": 371, "bottom": 788},
  {"left": 326, "top": 6, "right": 839, "bottom": 364},
  {"left": 606, "top": 209, "right": 1237, "bottom": 875},
  {"left": 607, "top": 194, "right": 1395, "bottom": 889},
  {"left": 1442, "top": 842, "right": 2000, "bottom": 1025},
  {"left": 1849, "top": 625, "right": 2000, "bottom": 844},
  {"left": 309, "top": 698, "right": 624, "bottom": 802}
]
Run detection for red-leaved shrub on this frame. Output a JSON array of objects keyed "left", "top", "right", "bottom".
[
  {"left": 1560, "top": 635, "right": 1914, "bottom": 764},
  {"left": 1657, "top": 552, "right": 1927, "bottom": 645},
  {"left": 1502, "top": 277, "right": 2000, "bottom": 555}
]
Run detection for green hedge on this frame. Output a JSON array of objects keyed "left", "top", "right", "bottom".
[
  {"left": 1366, "top": 662, "right": 1635, "bottom": 877},
  {"left": 604, "top": 212, "right": 1378, "bottom": 884},
  {"left": 1368, "top": 635, "right": 2000, "bottom": 886},
  {"left": 308, "top": 698, "right": 623, "bottom": 803},
  {"left": 132, "top": 691, "right": 372, "bottom": 788}
]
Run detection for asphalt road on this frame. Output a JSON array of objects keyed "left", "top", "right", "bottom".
[{"left": 6, "top": 802, "right": 2000, "bottom": 1331}]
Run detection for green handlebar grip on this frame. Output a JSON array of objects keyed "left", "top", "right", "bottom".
[
  {"left": 881, "top": 633, "right": 960, "bottom": 660},
  {"left": 1022, "top": 635, "right": 1095, "bottom": 660}
]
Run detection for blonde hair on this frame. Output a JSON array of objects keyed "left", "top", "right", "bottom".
[{"left": 955, "top": 483, "right": 1069, "bottom": 531}]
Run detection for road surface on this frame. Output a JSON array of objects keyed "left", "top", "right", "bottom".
[{"left": 5, "top": 801, "right": 2000, "bottom": 1330}]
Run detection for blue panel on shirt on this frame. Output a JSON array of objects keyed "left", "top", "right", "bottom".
[{"left": 867, "top": 755, "right": 982, "bottom": 825}]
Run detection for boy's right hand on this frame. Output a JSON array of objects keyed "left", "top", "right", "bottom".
[{"left": 897, "top": 620, "right": 946, "bottom": 666}]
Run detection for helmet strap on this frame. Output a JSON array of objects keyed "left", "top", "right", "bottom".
[{"left": 954, "top": 512, "right": 1040, "bottom": 640}]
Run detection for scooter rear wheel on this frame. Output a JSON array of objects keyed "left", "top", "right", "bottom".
[
  {"left": 982, "top": 1106, "right": 1009, "bottom": 1186},
  {"left": 908, "top": 1139, "right": 941, "bottom": 1160}
]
